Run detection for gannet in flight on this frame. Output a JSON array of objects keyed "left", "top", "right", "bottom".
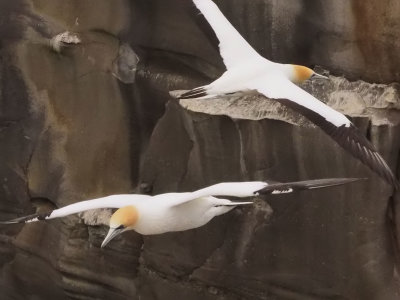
[
  {"left": 179, "top": 0, "right": 398, "bottom": 188},
  {"left": 0, "top": 178, "right": 360, "bottom": 247}
]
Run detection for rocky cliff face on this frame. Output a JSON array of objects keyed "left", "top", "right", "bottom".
[{"left": 0, "top": 0, "right": 399, "bottom": 299}]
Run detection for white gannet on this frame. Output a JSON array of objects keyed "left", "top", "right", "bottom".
[
  {"left": 179, "top": 0, "right": 398, "bottom": 188},
  {"left": 0, "top": 178, "right": 361, "bottom": 247}
]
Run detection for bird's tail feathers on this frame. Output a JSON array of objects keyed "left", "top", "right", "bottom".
[{"left": 179, "top": 86, "right": 209, "bottom": 99}]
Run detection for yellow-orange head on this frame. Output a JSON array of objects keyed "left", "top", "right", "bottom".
[
  {"left": 102, "top": 206, "right": 139, "bottom": 248},
  {"left": 291, "top": 65, "right": 329, "bottom": 84},
  {"left": 109, "top": 205, "right": 139, "bottom": 229},
  {"left": 293, "top": 65, "right": 314, "bottom": 83}
]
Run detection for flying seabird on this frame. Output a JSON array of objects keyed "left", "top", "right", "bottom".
[
  {"left": 0, "top": 178, "right": 361, "bottom": 247},
  {"left": 179, "top": 0, "right": 398, "bottom": 188}
]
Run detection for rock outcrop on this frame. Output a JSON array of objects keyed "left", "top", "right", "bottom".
[{"left": 0, "top": 0, "right": 399, "bottom": 299}]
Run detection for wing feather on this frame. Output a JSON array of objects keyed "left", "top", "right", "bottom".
[
  {"left": 0, "top": 194, "right": 151, "bottom": 224},
  {"left": 250, "top": 77, "right": 398, "bottom": 188},
  {"left": 157, "top": 182, "right": 268, "bottom": 207},
  {"left": 193, "top": 0, "right": 265, "bottom": 69},
  {"left": 256, "top": 178, "right": 364, "bottom": 194},
  {"left": 164, "top": 178, "right": 362, "bottom": 208}
]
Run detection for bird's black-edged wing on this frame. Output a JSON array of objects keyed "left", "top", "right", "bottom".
[
  {"left": 256, "top": 178, "right": 365, "bottom": 195},
  {"left": 252, "top": 78, "right": 398, "bottom": 189},
  {"left": 0, "top": 195, "right": 152, "bottom": 225},
  {"left": 192, "top": 0, "right": 265, "bottom": 70},
  {"left": 275, "top": 97, "right": 398, "bottom": 188},
  {"left": 0, "top": 211, "right": 53, "bottom": 224}
]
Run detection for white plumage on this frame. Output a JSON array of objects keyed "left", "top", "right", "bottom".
[
  {"left": 179, "top": 0, "right": 398, "bottom": 188},
  {"left": 0, "top": 178, "right": 360, "bottom": 247}
]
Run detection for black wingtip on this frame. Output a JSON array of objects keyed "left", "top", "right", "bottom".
[
  {"left": 393, "top": 180, "right": 400, "bottom": 191},
  {"left": 0, "top": 211, "right": 51, "bottom": 225},
  {"left": 0, "top": 220, "right": 19, "bottom": 225},
  {"left": 326, "top": 125, "right": 398, "bottom": 190},
  {"left": 304, "top": 177, "right": 366, "bottom": 189},
  {"left": 256, "top": 177, "right": 365, "bottom": 195},
  {"left": 273, "top": 98, "right": 397, "bottom": 189}
]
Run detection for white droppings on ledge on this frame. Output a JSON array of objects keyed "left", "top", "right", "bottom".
[{"left": 50, "top": 31, "right": 81, "bottom": 53}]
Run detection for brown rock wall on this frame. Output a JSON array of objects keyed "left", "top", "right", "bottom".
[{"left": 0, "top": 0, "right": 399, "bottom": 299}]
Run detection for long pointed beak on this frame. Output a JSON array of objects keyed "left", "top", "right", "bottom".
[
  {"left": 311, "top": 72, "right": 329, "bottom": 80},
  {"left": 101, "top": 227, "right": 124, "bottom": 248}
]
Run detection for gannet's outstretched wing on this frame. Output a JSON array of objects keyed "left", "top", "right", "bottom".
[
  {"left": 193, "top": 0, "right": 265, "bottom": 69},
  {"left": 163, "top": 178, "right": 362, "bottom": 207},
  {"left": 255, "top": 178, "right": 364, "bottom": 194},
  {"left": 0, "top": 194, "right": 151, "bottom": 224},
  {"left": 248, "top": 76, "right": 398, "bottom": 188}
]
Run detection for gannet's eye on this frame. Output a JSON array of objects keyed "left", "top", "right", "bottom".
[{"left": 115, "top": 224, "right": 125, "bottom": 230}]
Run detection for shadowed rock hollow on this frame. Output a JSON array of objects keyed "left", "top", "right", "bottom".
[{"left": 0, "top": 0, "right": 399, "bottom": 299}]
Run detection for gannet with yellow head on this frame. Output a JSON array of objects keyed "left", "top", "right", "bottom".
[
  {"left": 101, "top": 196, "right": 248, "bottom": 247},
  {"left": 178, "top": 0, "right": 398, "bottom": 188},
  {"left": 0, "top": 178, "right": 363, "bottom": 247}
]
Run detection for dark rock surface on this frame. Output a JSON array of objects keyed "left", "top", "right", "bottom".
[{"left": 0, "top": 0, "right": 399, "bottom": 299}]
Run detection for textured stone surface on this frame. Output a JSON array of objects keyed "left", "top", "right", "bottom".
[
  {"left": 177, "top": 74, "right": 400, "bottom": 126},
  {"left": 0, "top": 0, "right": 399, "bottom": 299},
  {"left": 138, "top": 100, "right": 399, "bottom": 300}
]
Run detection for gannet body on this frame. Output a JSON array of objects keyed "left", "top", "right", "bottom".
[{"left": 0, "top": 178, "right": 361, "bottom": 247}]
